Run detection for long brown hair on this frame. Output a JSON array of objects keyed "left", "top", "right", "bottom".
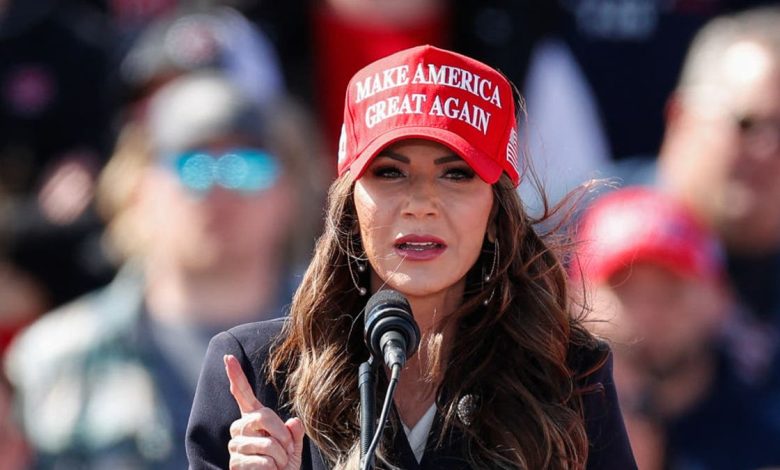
[{"left": 267, "top": 162, "right": 605, "bottom": 468}]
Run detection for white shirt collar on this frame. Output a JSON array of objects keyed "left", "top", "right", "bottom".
[{"left": 401, "top": 404, "right": 437, "bottom": 463}]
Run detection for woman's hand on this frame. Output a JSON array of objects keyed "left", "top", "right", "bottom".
[{"left": 224, "top": 354, "right": 305, "bottom": 469}]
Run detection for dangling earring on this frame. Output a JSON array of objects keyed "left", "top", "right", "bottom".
[
  {"left": 347, "top": 229, "right": 368, "bottom": 296},
  {"left": 353, "top": 258, "right": 368, "bottom": 296},
  {"left": 482, "top": 239, "right": 499, "bottom": 306}
]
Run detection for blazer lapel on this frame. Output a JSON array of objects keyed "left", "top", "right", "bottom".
[
  {"left": 419, "top": 410, "right": 471, "bottom": 469},
  {"left": 306, "top": 438, "right": 329, "bottom": 470},
  {"left": 384, "top": 406, "right": 422, "bottom": 470},
  {"left": 302, "top": 408, "right": 473, "bottom": 469}
]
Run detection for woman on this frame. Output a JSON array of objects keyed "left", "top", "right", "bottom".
[{"left": 186, "top": 45, "right": 636, "bottom": 469}]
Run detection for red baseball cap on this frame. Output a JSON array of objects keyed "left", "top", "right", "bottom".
[
  {"left": 574, "top": 187, "right": 725, "bottom": 283},
  {"left": 337, "top": 45, "right": 520, "bottom": 186}
]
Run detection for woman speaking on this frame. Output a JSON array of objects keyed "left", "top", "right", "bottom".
[{"left": 186, "top": 45, "right": 636, "bottom": 469}]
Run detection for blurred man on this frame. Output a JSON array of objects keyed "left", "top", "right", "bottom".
[
  {"left": 576, "top": 187, "right": 780, "bottom": 470},
  {"left": 3, "top": 72, "right": 324, "bottom": 469},
  {"left": 657, "top": 6, "right": 780, "bottom": 324}
]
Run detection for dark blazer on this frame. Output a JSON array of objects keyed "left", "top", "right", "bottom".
[{"left": 186, "top": 318, "right": 637, "bottom": 469}]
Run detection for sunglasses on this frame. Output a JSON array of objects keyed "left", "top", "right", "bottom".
[{"left": 166, "top": 148, "right": 281, "bottom": 194}]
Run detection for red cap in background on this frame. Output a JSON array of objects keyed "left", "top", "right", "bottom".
[{"left": 574, "top": 187, "right": 725, "bottom": 283}]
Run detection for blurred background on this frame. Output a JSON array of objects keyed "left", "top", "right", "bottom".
[{"left": 1, "top": 0, "right": 779, "bottom": 469}]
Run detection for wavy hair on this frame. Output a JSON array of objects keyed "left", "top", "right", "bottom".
[{"left": 267, "top": 162, "right": 605, "bottom": 468}]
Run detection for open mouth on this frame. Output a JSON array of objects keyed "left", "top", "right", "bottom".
[
  {"left": 393, "top": 235, "right": 447, "bottom": 260},
  {"left": 395, "top": 241, "right": 445, "bottom": 251}
]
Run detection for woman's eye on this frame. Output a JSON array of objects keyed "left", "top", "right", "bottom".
[
  {"left": 443, "top": 167, "right": 475, "bottom": 180},
  {"left": 372, "top": 165, "right": 405, "bottom": 179}
]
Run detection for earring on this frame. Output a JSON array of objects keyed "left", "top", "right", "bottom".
[
  {"left": 482, "top": 239, "right": 499, "bottom": 306},
  {"left": 347, "top": 228, "right": 368, "bottom": 296},
  {"left": 353, "top": 258, "right": 367, "bottom": 296}
]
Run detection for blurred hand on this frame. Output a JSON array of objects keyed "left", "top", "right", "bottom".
[{"left": 224, "top": 355, "right": 305, "bottom": 470}]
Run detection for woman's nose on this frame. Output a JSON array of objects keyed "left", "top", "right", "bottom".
[{"left": 402, "top": 177, "right": 439, "bottom": 218}]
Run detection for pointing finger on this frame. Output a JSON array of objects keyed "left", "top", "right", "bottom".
[{"left": 224, "top": 354, "right": 263, "bottom": 414}]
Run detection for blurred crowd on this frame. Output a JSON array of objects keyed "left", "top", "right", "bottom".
[{"left": 0, "top": 0, "right": 779, "bottom": 469}]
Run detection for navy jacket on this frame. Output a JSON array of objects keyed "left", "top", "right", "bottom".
[{"left": 186, "top": 318, "right": 636, "bottom": 469}]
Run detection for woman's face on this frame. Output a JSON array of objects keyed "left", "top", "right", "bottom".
[{"left": 353, "top": 139, "right": 494, "bottom": 302}]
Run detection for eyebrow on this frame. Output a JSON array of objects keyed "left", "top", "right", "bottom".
[{"left": 375, "top": 150, "right": 463, "bottom": 165}]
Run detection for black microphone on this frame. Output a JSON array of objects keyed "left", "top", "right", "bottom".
[
  {"left": 360, "top": 289, "right": 421, "bottom": 470},
  {"left": 364, "top": 289, "right": 421, "bottom": 369}
]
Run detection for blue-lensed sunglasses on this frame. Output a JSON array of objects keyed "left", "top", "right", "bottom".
[{"left": 167, "top": 148, "right": 281, "bottom": 194}]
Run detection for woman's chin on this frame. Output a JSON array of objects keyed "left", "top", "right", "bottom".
[{"left": 375, "top": 277, "right": 456, "bottom": 301}]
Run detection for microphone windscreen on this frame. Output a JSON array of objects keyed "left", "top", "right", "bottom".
[
  {"left": 364, "top": 289, "right": 420, "bottom": 361},
  {"left": 365, "top": 289, "right": 411, "bottom": 315}
]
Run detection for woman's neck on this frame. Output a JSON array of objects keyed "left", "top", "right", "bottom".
[
  {"left": 368, "top": 281, "right": 465, "bottom": 427},
  {"left": 392, "top": 294, "right": 461, "bottom": 429},
  {"left": 403, "top": 286, "right": 464, "bottom": 334},
  {"left": 394, "top": 360, "right": 439, "bottom": 429}
]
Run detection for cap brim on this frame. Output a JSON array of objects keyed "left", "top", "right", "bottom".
[{"left": 347, "top": 126, "right": 504, "bottom": 184}]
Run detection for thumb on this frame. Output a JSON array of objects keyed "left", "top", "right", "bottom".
[
  {"left": 224, "top": 354, "right": 263, "bottom": 414},
  {"left": 284, "top": 417, "right": 305, "bottom": 470}
]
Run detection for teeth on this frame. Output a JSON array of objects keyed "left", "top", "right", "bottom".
[{"left": 399, "top": 242, "right": 440, "bottom": 250}]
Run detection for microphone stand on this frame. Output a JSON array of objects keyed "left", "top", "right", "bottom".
[{"left": 358, "top": 358, "right": 376, "bottom": 469}]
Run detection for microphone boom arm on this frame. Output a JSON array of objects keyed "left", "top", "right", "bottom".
[{"left": 358, "top": 359, "right": 376, "bottom": 462}]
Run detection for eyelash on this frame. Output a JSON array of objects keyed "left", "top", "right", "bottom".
[
  {"left": 372, "top": 165, "right": 405, "bottom": 178},
  {"left": 445, "top": 167, "right": 475, "bottom": 180},
  {"left": 370, "top": 165, "right": 475, "bottom": 181}
]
